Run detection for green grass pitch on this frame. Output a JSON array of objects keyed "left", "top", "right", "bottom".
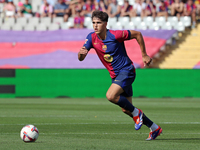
[{"left": 0, "top": 98, "right": 200, "bottom": 150}]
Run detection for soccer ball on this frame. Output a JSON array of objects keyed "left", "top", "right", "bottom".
[{"left": 20, "top": 125, "right": 39, "bottom": 142}]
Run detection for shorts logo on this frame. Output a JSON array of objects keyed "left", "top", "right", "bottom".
[
  {"left": 102, "top": 45, "right": 107, "bottom": 51},
  {"left": 114, "top": 80, "right": 120, "bottom": 82},
  {"left": 104, "top": 54, "right": 113, "bottom": 63}
]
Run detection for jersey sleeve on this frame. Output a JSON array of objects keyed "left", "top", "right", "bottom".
[
  {"left": 113, "top": 30, "right": 131, "bottom": 43},
  {"left": 83, "top": 33, "right": 93, "bottom": 51}
]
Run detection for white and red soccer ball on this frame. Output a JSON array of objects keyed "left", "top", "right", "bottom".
[{"left": 20, "top": 125, "right": 39, "bottom": 142}]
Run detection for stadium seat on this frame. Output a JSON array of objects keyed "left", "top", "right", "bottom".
[
  {"left": 28, "top": 17, "right": 40, "bottom": 26},
  {"left": 48, "top": 23, "right": 60, "bottom": 31},
  {"left": 84, "top": 17, "right": 92, "bottom": 27},
  {"left": 86, "top": 23, "right": 93, "bottom": 29},
  {"left": 167, "top": 16, "right": 178, "bottom": 29},
  {"left": 0, "top": 24, "right": 11, "bottom": 30},
  {"left": 60, "top": 22, "right": 70, "bottom": 30},
  {"left": 4, "top": 17, "right": 15, "bottom": 25},
  {"left": 149, "top": 22, "right": 159, "bottom": 30},
  {"left": 117, "top": 0, "right": 124, "bottom": 5},
  {"left": 40, "top": 17, "right": 52, "bottom": 25},
  {"left": 180, "top": 16, "right": 191, "bottom": 27},
  {"left": 0, "top": 2, "right": 3, "bottom": 8},
  {"left": 12, "top": 23, "right": 23, "bottom": 31},
  {"left": 124, "top": 21, "right": 135, "bottom": 29},
  {"left": 107, "top": 22, "right": 111, "bottom": 29},
  {"left": 131, "top": 17, "right": 142, "bottom": 27},
  {"left": 161, "top": 22, "right": 172, "bottom": 30},
  {"left": 118, "top": 17, "right": 130, "bottom": 27},
  {"left": 129, "top": 0, "right": 135, "bottom": 5},
  {"left": 111, "top": 22, "right": 123, "bottom": 29},
  {"left": 36, "top": 0, "right": 42, "bottom": 4},
  {"left": 24, "top": 24, "right": 35, "bottom": 31},
  {"left": 143, "top": 16, "right": 154, "bottom": 27},
  {"left": 30, "top": 0, "right": 41, "bottom": 13},
  {"left": 136, "top": 22, "right": 147, "bottom": 30},
  {"left": 155, "top": 16, "right": 166, "bottom": 27},
  {"left": 67, "top": 17, "right": 74, "bottom": 27},
  {"left": 0, "top": 17, "right": 3, "bottom": 25},
  {"left": 32, "top": 4, "right": 40, "bottom": 13},
  {"left": 13, "top": 0, "right": 19, "bottom": 5},
  {"left": 108, "top": 17, "right": 117, "bottom": 25},
  {"left": 30, "top": 0, "right": 41, "bottom": 5},
  {"left": 0, "top": 3, "right": 4, "bottom": 14},
  {"left": 53, "top": 17, "right": 64, "bottom": 25},
  {"left": 16, "top": 17, "right": 28, "bottom": 26},
  {"left": 0, "top": 13, "right": 4, "bottom": 18},
  {"left": 174, "top": 21, "right": 185, "bottom": 32},
  {"left": 36, "top": 23, "right": 47, "bottom": 31}
]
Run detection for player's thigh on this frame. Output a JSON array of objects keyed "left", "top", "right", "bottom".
[
  {"left": 106, "top": 83, "right": 124, "bottom": 101},
  {"left": 112, "top": 69, "right": 135, "bottom": 98}
]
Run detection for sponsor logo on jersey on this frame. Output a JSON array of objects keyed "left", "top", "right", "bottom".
[
  {"left": 102, "top": 45, "right": 107, "bottom": 51},
  {"left": 104, "top": 54, "right": 113, "bottom": 62},
  {"left": 85, "top": 39, "right": 88, "bottom": 44},
  {"left": 94, "top": 43, "right": 99, "bottom": 45}
]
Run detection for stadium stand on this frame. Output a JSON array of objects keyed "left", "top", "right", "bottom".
[
  {"left": 0, "top": 15, "right": 192, "bottom": 31},
  {"left": 0, "top": 0, "right": 199, "bottom": 69},
  {"left": 0, "top": 0, "right": 196, "bottom": 31},
  {"left": 156, "top": 24, "right": 200, "bottom": 69}
]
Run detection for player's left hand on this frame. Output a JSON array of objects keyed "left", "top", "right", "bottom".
[{"left": 142, "top": 55, "right": 152, "bottom": 67}]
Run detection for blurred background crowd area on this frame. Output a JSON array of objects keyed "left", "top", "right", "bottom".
[{"left": 0, "top": 0, "right": 199, "bottom": 30}]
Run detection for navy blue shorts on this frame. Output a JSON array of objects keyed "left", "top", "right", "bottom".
[{"left": 112, "top": 68, "right": 136, "bottom": 97}]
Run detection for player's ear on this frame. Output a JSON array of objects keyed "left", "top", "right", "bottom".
[{"left": 105, "top": 22, "right": 107, "bottom": 27}]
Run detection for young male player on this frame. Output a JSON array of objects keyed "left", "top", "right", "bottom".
[{"left": 78, "top": 10, "right": 162, "bottom": 140}]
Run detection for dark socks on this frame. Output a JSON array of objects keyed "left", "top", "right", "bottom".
[
  {"left": 142, "top": 113, "right": 153, "bottom": 128},
  {"left": 116, "top": 95, "right": 154, "bottom": 129},
  {"left": 116, "top": 95, "right": 135, "bottom": 112}
]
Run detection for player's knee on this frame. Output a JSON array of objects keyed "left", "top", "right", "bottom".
[
  {"left": 106, "top": 93, "right": 113, "bottom": 102},
  {"left": 106, "top": 93, "right": 117, "bottom": 103}
]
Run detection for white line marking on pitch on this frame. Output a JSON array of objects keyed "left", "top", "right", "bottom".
[
  {"left": 0, "top": 122, "right": 200, "bottom": 126},
  {"left": 1, "top": 132, "right": 200, "bottom": 135}
]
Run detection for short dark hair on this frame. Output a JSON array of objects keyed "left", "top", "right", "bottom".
[{"left": 91, "top": 10, "right": 108, "bottom": 22}]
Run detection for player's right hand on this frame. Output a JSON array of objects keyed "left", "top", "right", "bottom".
[
  {"left": 78, "top": 47, "right": 88, "bottom": 61},
  {"left": 79, "top": 47, "right": 88, "bottom": 55}
]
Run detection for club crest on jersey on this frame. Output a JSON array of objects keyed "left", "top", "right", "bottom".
[
  {"left": 104, "top": 54, "right": 113, "bottom": 63},
  {"left": 102, "top": 45, "right": 107, "bottom": 51}
]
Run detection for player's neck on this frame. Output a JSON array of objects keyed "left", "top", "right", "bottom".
[{"left": 98, "top": 29, "right": 107, "bottom": 40}]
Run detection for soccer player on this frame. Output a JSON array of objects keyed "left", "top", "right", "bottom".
[{"left": 78, "top": 10, "right": 162, "bottom": 140}]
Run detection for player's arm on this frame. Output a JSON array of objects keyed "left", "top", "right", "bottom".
[
  {"left": 129, "top": 30, "right": 152, "bottom": 66},
  {"left": 78, "top": 46, "right": 88, "bottom": 61},
  {"left": 79, "top": 33, "right": 93, "bottom": 61}
]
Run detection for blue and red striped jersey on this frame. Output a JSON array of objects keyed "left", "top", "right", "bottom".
[{"left": 83, "top": 29, "right": 135, "bottom": 79}]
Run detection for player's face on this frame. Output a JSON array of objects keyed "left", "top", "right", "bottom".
[{"left": 92, "top": 17, "right": 107, "bottom": 35}]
